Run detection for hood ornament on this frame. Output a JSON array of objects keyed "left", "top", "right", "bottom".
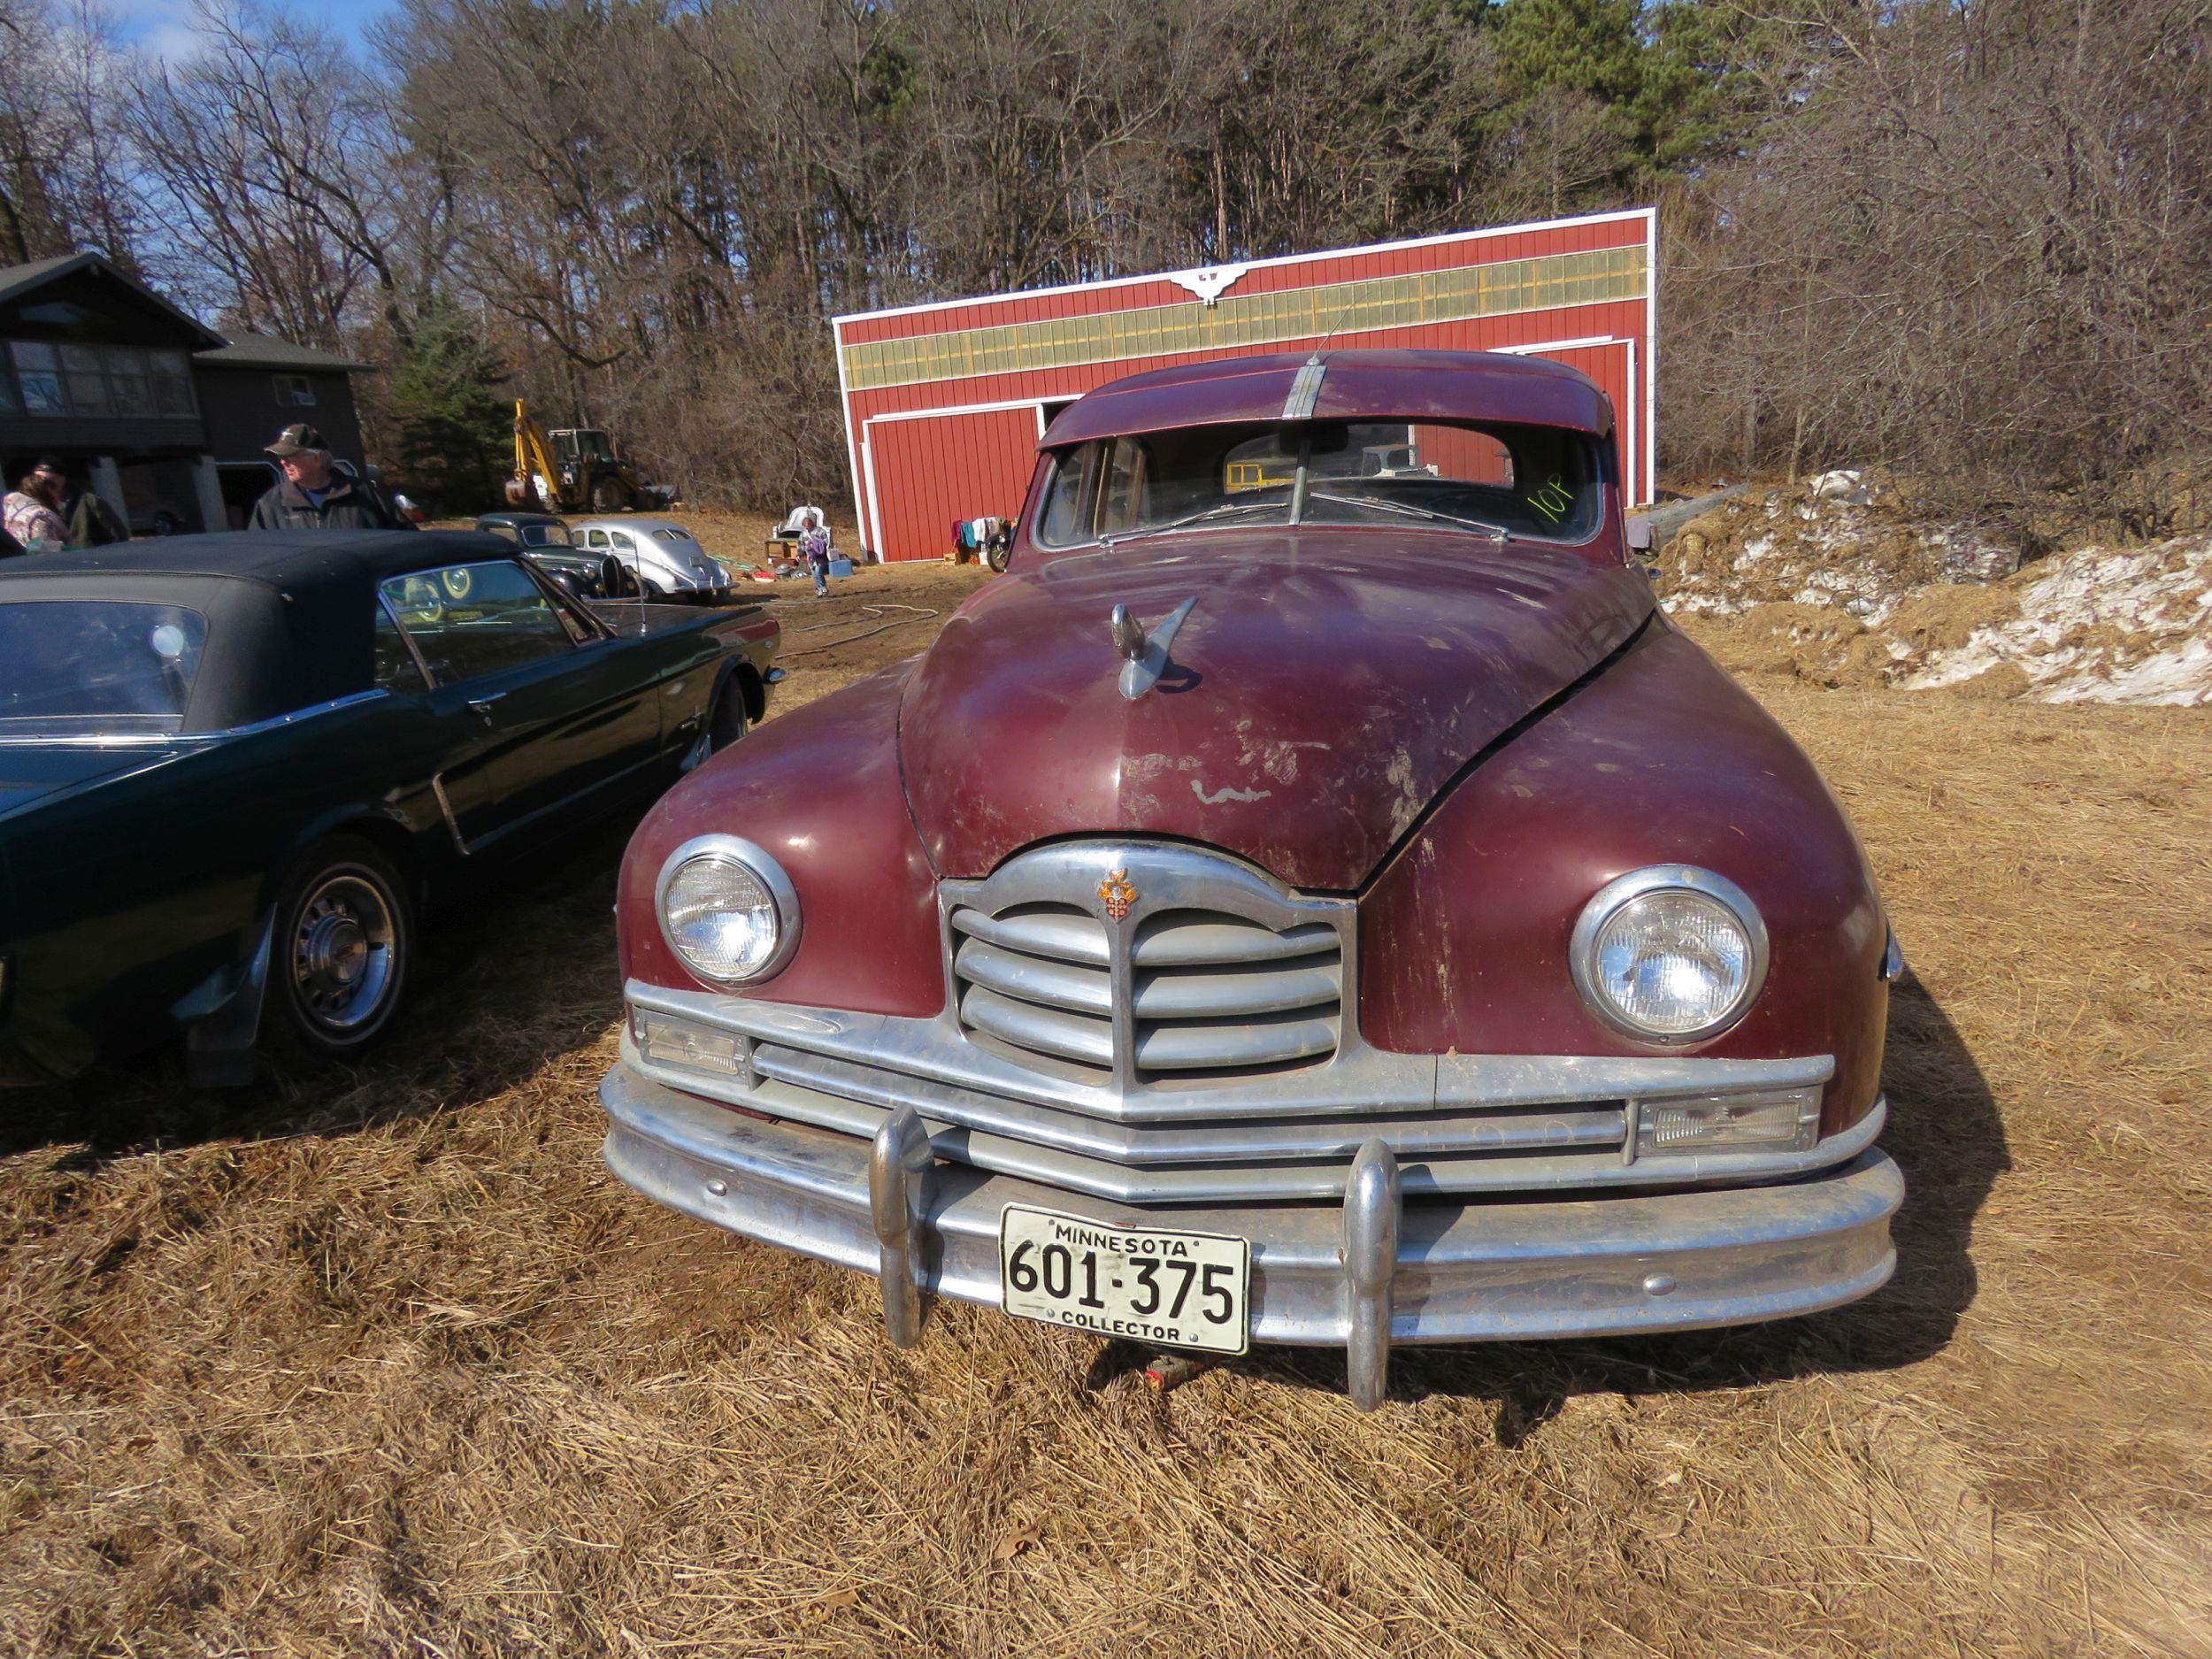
[{"left": 1110, "top": 597, "right": 1196, "bottom": 700}]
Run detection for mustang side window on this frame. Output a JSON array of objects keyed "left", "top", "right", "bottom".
[
  {"left": 380, "top": 561, "right": 575, "bottom": 685},
  {"left": 373, "top": 603, "right": 429, "bottom": 694}
]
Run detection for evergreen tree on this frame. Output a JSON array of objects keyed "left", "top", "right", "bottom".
[{"left": 385, "top": 310, "right": 509, "bottom": 514}]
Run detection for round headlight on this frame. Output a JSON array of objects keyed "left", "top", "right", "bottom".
[
  {"left": 656, "top": 836, "right": 800, "bottom": 986},
  {"left": 1570, "top": 867, "right": 1767, "bottom": 1042}
]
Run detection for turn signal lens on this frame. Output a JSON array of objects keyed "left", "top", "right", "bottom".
[
  {"left": 632, "top": 1009, "right": 745, "bottom": 1075},
  {"left": 1638, "top": 1089, "right": 1819, "bottom": 1154}
]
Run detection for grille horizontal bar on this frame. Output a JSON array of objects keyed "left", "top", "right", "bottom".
[
  {"left": 1132, "top": 912, "right": 1340, "bottom": 967},
  {"left": 958, "top": 983, "right": 1113, "bottom": 1067},
  {"left": 949, "top": 905, "right": 1109, "bottom": 965},
  {"left": 734, "top": 1046, "right": 1632, "bottom": 1202},
  {"left": 954, "top": 936, "right": 1111, "bottom": 1015},
  {"left": 1131, "top": 954, "right": 1340, "bottom": 1018},
  {"left": 755, "top": 1042, "right": 1627, "bottom": 1166},
  {"left": 1135, "top": 1006, "right": 1340, "bottom": 1071}
]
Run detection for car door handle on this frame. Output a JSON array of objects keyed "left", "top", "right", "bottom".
[{"left": 466, "top": 694, "right": 506, "bottom": 722}]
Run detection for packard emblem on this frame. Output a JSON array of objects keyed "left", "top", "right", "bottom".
[{"left": 1097, "top": 869, "right": 1137, "bottom": 921}]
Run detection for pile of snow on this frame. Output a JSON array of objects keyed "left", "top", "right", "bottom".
[
  {"left": 1662, "top": 484, "right": 2018, "bottom": 627},
  {"left": 1904, "top": 541, "right": 2212, "bottom": 706},
  {"left": 1656, "top": 485, "right": 2212, "bottom": 706}
]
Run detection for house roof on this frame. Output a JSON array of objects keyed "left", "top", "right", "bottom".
[
  {"left": 195, "top": 334, "right": 369, "bottom": 373},
  {"left": 0, "top": 252, "right": 227, "bottom": 349}
]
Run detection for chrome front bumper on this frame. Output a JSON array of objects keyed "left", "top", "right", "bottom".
[{"left": 602, "top": 1064, "right": 1902, "bottom": 1408}]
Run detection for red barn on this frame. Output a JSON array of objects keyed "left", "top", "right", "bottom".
[{"left": 833, "top": 207, "right": 1656, "bottom": 563}]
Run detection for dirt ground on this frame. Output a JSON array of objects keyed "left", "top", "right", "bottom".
[{"left": 4, "top": 554, "right": 2208, "bottom": 1657}]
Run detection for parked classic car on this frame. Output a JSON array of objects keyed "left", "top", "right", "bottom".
[
  {"left": 0, "top": 531, "right": 780, "bottom": 1087},
  {"left": 598, "top": 349, "right": 1903, "bottom": 1407},
  {"left": 475, "top": 510, "right": 641, "bottom": 600},
  {"left": 572, "top": 518, "right": 732, "bottom": 603}
]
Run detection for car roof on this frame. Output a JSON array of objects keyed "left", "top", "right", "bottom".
[
  {"left": 572, "top": 518, "right": 687, "bottom": 535},
  {"left": 17, "top": 530, "right": 497, "bottom": 590},
  {"left": 0, "top": 530, "right": 525, "bottom": 730},
  {"left": 477, "top": 511, "right": 567, "bottom": 528},
  {"left": 1040, "top": 348, "right": 1614, "bottom": 449}
]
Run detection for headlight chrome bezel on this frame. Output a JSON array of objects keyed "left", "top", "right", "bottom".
[
  {"left": 1570, "top": 865, "right": 1770, "bottom": 1045},
  {"left": 654, "top": 833, "right": 802, "bottom": 987}
]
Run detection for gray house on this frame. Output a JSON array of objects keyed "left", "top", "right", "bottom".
[{"left": 0, "top": 252, "right": 371, "bottom": 534}]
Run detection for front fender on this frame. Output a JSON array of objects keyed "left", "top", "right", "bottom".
[
  {"left": 618, "top": 662, "right": 945, "bottom": 1016},
  {"left": 1357, "top": 620, "right": 1887, "bottom": 1137}
]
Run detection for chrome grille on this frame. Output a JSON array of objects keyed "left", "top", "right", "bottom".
[{"left": 944, "top": 846, "right": 1347, "bottom": 1090}]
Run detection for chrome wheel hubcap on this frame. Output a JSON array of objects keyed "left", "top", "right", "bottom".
[{"left": 290, "top": 874, "right": 396, "bottom": 1032}]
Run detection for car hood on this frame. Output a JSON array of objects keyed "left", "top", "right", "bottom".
[
  {"left": 0, "top": 742, "right": 184, "bottom": 823},
  {"left": 898, "top": 532, "right": 1655, "bottom": 889}
]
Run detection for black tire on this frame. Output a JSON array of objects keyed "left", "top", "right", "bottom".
[
  {"left": 708, "top": 679, "right": 749, "bottom": 752},
  {"left": 269, "top": 836, "right": 413, "bottom": 1059},
  {"left": 590, "top": 475, "right": 627, "bottom": 513},
  {"left": 986, "top": 542, "right": 1011, "bottom": 573}
]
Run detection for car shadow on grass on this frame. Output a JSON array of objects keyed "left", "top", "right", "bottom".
[
  {"left": 0, "top": 818, "right": 639, "bottom": 1165},
  {"left": 1221, "top": 971, "right": 2011, "bottom": 1419}
]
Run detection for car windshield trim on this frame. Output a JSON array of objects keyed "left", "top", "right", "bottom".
[{"left": 1035, "top": 417, "right": 1605, "bottom": 553}]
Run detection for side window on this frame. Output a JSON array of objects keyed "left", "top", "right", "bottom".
[
  {"left": 1037, "top": 442, "right": 1102, "bottom": 546},
  {"left": 485, "top": 523, "right": 520, "bottom": 545},
  {"left": 380, "top": 561, "right": 574, "bottom": 685},
  {"left": 1094, "top": 437, "right": 1147, "bottom": 537},
  {"left": 610, "top": 531, "right": 635, "bottom": 552},
  {"left": 584, "top": 529, "right": 608, "bottom": 549},
  {"left": 373, "top": 603, "right": 428, "bottom": 694}
]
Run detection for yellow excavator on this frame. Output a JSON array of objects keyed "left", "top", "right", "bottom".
[{"left": 507, "top": 400, "right": 678, "bottom": 513}]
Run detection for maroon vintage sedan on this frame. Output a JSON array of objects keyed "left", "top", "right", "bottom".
[{"left": 599, "top": 349, "right": 1903, "bottom": 1407}]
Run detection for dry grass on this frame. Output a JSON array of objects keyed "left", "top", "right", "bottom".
[{"left": 4, "top": 565, "right": 2209, "bottom": 1656}]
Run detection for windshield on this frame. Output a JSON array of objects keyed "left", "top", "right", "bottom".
[
  {"left": 555, "top": 430, "right": 617, "bottom": 465},
  {"left": 0, "top": 602, "right": 210, "bottom": 735},
  {"left": 1035, "top": 419, "right": 1604, "bottom": 549}
]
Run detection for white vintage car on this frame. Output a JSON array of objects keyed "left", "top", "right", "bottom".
[{"left": 572, "top": 518, "right": 731, "bottom": 603}]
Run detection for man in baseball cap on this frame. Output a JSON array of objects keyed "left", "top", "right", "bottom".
[{"left": 249, "top": 423, "right": 407, "bottom": 531}]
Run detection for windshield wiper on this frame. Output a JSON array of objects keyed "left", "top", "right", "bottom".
[
  {"left": 1100, "top": 500, "right": 1281, "bottom": 547},
  {"left": 1304, "top": 490, "right": 1511, "bottom": 540}
]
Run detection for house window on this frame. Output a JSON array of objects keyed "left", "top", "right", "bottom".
[
  {"left": 9, "top": 342, "right": 67, "bottom": 414},
  {"left": 2, "top": 341, "right": 199, "bottom": 419},
  {"left": 149, "top": 349, "right": 196, "bottom": 419},
  {"left": 274, "top": 373, "right": 316, "bottom": 407}
]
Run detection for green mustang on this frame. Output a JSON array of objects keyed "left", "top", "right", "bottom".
[{"left": 0, "top": 531, "right": 781, "bottom": 1087}]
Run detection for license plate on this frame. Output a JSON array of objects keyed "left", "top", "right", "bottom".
[{"left": 998, "top": 1205, "right": 1250, "bottom": 1355}]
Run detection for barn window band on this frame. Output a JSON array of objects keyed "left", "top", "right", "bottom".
[{"left": 842, "top": 244, "right": 1645, "bottom": 393}]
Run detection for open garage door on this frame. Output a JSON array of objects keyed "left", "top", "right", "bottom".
[
  {"left": 863, "top": 403, "right": 1042, "bottom": 563},
  {"left": 1504, "top": 338, "right": 1644, "bottom": 504}
]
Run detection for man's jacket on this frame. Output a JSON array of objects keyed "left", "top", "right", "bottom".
[{"left": 249, "top": 478, "right": 405, "bottom": 532}]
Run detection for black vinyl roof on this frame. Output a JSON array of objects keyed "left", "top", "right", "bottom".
[{"left": 0, "top": 531, "right": 516, "bottom": 730}]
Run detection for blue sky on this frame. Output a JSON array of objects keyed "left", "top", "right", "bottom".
[{"left": 112, "top": 0, "right": 396, "bottom": 63}]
